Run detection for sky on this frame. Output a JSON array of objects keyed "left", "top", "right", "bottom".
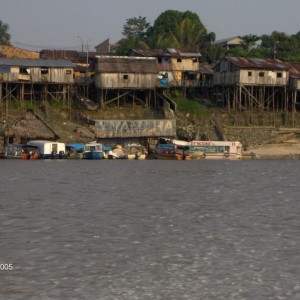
[{"left": 1, "top": 0, "right": 300, "bottom": 52}]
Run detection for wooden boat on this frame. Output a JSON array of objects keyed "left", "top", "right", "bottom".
[
  {"left": 152, "top": 138, "right": 191, "bottom": 160},
  {"left": 82, "top": 143, "right": 104, "bottom": 159},
  {"left": 4, "top": 144, "right": 39, "bottom": 159},
  {"left": 124, "top": 144, "right": 147, "bottom": 160},
  {"left": 188, "top": 140, "right": 243, "bottom": 159},
  {"left": 153, "top": 143, "right": 189, "bottom": 160}
]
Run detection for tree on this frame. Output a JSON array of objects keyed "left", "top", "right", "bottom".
[
  {"left": 122, "top": 16, "right": 150, "bottom": 40},
  {"left": 240, "top": 34, "right": 260, "bottom": 52},
  {"left": 115, "top": 36, "right": 149, "bottom": 56},
  {"left": 0, "top": 20, "right": 10, "bottom": 45},
  {"left": 147, "top": 10, "right": 208, "bottom": 49}
]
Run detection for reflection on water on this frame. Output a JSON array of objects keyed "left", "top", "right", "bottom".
[{"left": 0, "top": 160, "right": 299, "bottom": 299}]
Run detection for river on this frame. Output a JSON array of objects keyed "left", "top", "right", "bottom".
[{"left": 0, "top": 159, "right": 299, "bottom": 300}]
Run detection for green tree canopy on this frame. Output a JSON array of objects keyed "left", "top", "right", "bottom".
[
  {"left": 147, "top": 10, "right": 208, "bottom": 49},
  {"left": 0, "top": 20, "right": 10, "bottom": 45},
  {"left": 122, "top": 16, "right": 150, "bottom": 40}
]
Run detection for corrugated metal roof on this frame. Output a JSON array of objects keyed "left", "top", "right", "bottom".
[
  {"left": 199, "top": 62, "right": 214, "bottom": 74},
  {"left": 226, "top": 57, "right": 288, "bottom": 70},
  {"left": 0, "top": 58, "right": 76, "bottom": 68},
  {"left": 129, "top": 49, "right": 168, "bottom": 57},
  {"left": 284, "top": 62, "right": 300, "bottom": 78},
  {"left": 97, "top": 56, "right": 158, "bottom": 73},
  {"left": 129, "top": 48, "right": 201, "bottom": 58}
]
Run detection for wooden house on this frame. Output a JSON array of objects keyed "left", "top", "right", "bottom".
[
  {"left": 128, "top": 49, "right": 173, "bottom": 83},
  {"left": 0, "top": 58, "right": 75, "bottom": 84},
  {"left": 95, "top": 56, "right": 158, "bottom": 89},
  {"left": 167, "top": 48, "right": 201, "bottom": 86},
  {"left": 0, "top": 58, "right": 75, "bottom": 104},
  {"left": 285, "top": 62, "right": 300, "bottom": 119},
  {"left": 3, "top": 109, "right": 59, "bottom": 145},
  {"left": 128, "top": 48, "right": 201, "bottom": 88},
  {"left": 94, "top": 56, "right": 159, "bottom": 109},
  {"left": 214, "top": 36, "right": 244, "bottom": 51},
  {"left": 213, "top": 57, "right": 289, "bottom": 113}
]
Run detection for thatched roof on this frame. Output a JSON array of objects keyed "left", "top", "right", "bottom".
[{"left": 4, "top": 109, "right": 59, "bottom": 141}]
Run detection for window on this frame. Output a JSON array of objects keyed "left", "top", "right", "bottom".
[
  {"left": 277, "top": 72, "right": 282, "bottom": 78},
  {"left": 158, "top": 57, "right": 162, "bottom": 64},
  {"left": 259, "top": 72, "right": 264, "bottom": 77},
  {"left": 177, "top": 58, "right": 182, "bottom": 63},
  {"left": 123, "top": 74, "right": 128, "bottom": 80},
  {"left": 41, "top": 68, "right": 49, "bottom": 74},
  {"left": 248, "top": 71, "right": 252, "bottom": 77},
  {"left": 20, "top": 67, "right": 30, "bottom": 75},
  {"left": 193, "top": 58, "right": 198, "bottom": 63},
  {"left": 65, "top": 69, "right": 72, "bottom": 75}
]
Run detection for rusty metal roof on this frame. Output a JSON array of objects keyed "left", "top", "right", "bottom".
[
  {"left": 96, "top": 56, "right": 158, "bottom": 73},
  {"left": 284, "top": 62, "right": 300, "bottom": 78},
  {"left": 129, "top": 49, "right": 168, "bottom": 57},
  {"left": 226, "top": 57, "right": 288, "bottom": 70},
  {"left": 129, "top": 48, "right": 201, "bottom": 58},
  {"left": 199, "top": 62, "right": 214, "bottom": 74}
]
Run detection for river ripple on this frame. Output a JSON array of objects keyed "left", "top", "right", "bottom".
[{"left": 0, "top": 159, "right": 299, "bottom": 300}]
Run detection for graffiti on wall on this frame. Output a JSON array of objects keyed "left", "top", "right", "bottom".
[{"left": 94, "top": 119, "right": 176, "bottom": 138}]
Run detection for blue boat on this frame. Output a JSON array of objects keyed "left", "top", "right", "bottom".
[{"left": 82, "top": 143, "right": 104, "bottom": 159}]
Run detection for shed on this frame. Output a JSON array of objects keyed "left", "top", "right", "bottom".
[{"left": 3, "top": 109, "right": 59, "bottom": 145}]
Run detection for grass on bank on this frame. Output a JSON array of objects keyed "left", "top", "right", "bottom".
[{"left": 168, "top": 92, "right": 216, "bottom": 119}]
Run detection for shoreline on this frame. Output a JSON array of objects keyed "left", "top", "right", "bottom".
[{"left": 244, "top": 140, "right": 300, "bottom": 160}]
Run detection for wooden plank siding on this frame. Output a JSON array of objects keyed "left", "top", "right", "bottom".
[
  {"left": 0, "top": 58, "right": 75, "bottom": 84},
  {"left": 95, "top": 56, "right": 159, "bottom": 89},
  {"left": 213, "top": 57, "right": 289, "bottom": 86}
]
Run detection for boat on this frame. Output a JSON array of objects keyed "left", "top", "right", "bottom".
[
  {"left": 108, "top": 145, "right": 127, "bottom": 159},
  {"left": 153, "top": 143, "right": 188, "bottom": 160},
  {"left": 152, "top": 138, "right": 191, "bottom": 160},
  {"left": 188, "top": 140, "right": 243, "bottom": 159},
  {"left": 124, "top": 144, "right": 147, "bottom": 160},
  {"left": 27, "top": 140, "right": 66, "bottom": 159},
  {"left": 82, "top": 143, "right": 104, "bottom": 159},
  {"left": 66, "top": 143, "right": 84, "bottom": 159},
  {"left": 3, "top": 144, "right": 39, "bottom": 159}
]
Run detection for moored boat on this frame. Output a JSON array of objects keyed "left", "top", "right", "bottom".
[
  {"left": 82, "top": 143, "right": 104, "bottom": 159},
  {"left": 188, "top": 140, "right": 243, "bottom": 159},
  {"left": 124, "top": 144, "right": 147, "bottom": 160},
  {"left": 27, "top": 140, "right": 66, "bottom": 159},
  {"left": 4, "top": 144, "right": 39, "bottom": 159},
  {"left": 66, "top": 143, "right": 84, "bottom": 159}
]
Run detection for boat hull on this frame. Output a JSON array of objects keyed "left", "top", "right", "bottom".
[{"left": 82, "top": 152, "right": 103, "bottom": 159}]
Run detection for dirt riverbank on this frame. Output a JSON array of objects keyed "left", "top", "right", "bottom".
[{"left": 244, "top": 139, "right": 300, "bottom": 159}]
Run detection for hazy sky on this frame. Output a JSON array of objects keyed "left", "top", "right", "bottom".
[{"left": 1, "top": 0, "right": 300, "bottom": 51}]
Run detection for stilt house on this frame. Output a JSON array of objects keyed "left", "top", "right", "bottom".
[{"left": 213, "top": 57, "right": 289, "bottom": 112}]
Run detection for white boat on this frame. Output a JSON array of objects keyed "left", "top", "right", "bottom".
[
  {"left": 27, "top": 140, "right": 66, "bottom": 159},
  {"left": 188, "top": 140, "right": 243, "bottom": 159}
]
